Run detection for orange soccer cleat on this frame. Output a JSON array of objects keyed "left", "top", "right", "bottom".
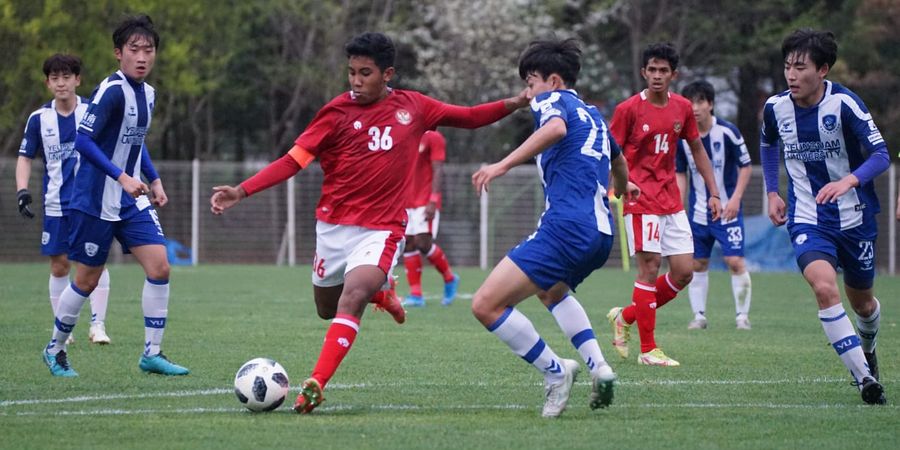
[{"left": 293, "top": 378, "right": 325, "bottom": 414}]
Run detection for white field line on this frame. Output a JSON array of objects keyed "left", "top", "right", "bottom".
[{"left": 0, "top": 376, "right": 865, "bottom": 408}]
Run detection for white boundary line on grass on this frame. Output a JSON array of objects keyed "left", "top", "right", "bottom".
[{"left": 0, "top": 376, "right": 866, "bottom": 408}]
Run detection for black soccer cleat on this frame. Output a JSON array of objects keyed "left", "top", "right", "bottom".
[
  {"left": 860, "top": 377, "right": 886, "bottom": 405},
  {"left": 864, "top": 350, "right": 879, "bottom": 382}
]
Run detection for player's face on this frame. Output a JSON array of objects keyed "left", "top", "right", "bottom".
[
  {"left": 115, "top": 35, "right": 156, "bottom": 83},
  {"left": 691, "top": 97, "right": 713, "bottom": 125},
  {"left": 45, "top": 71, "right": 81, "bottom": 103},
  {"left": 641, "top": 58, "right": 676, "bottom": 93},
  {"left": 524, "top": 72, "right": 557, "bottom": 99},
  {"left": 784, "top": 51, "right": 828, "bottom": 107},
  {"left": 348, "top": 56, "right": 394, "bottom": 105}
]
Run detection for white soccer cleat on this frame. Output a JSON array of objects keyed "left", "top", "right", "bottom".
[
  {"left": 89, "top": 323, "right": 111, "bottom": 344},
  {"left": 542, "top": 359, "right": 580, "bottom": 418},
  {"left": 735, "top": 315, "right": 751, "bottom": 330},
  {"left": 590, "top": 363, "right": 616, "bottom": 410},
  {"left": 64, "top": 335, "right": 75, "bottom": 345},
  {"left": 688, "top": 317, "right": 708, "bottom": 330},
  {"left": 638, "top": 348, "right": 680, "bottom": 367},
  {"left": 607, "top": 307, "right": 630, "bottom": 359}
]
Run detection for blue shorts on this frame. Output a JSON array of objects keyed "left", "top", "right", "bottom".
[
  {"left": 507, "top": 220, "right": 613, "bottom": 292},
  {"left": 691, "top": 215, "right": 745, "bottom": 259},
  {"left": 68, "top": 208, "right": 167, "bottom": 266},
  {"left": 788, "top": 222, "right": 877, "bottom": 289},
  {"left": 41, "top": 215, "right": 71, "bottom": 256}
]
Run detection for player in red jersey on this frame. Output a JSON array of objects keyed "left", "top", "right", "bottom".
[
  {"left": 606, "top": 43, "right": 721, "bottom": 366},
  {"left": 401, "top": 130, "right": 460, "bottom": 307},
  {"left": 210, "top": 32, "right": 528, "bottom": 413}
]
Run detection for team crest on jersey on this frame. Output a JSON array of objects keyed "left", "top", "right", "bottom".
[
  {"left": 713, "top": 142, "right": 722, "bottom": 152},
  {"left": 85, "top": 242, "right": 99, "bottom": 257},
  {"left": 820, "top": 114, "right": 838, "bottom": 133},
  {"left": 395, "top": 110, "right": 412, "bottom": 125},
  {"left": 673, "top": 121, "right": 682, "bottom": 134}
]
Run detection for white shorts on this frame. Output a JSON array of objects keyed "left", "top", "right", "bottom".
[
  {"left": 404, "top": 206, "right": 440, "bottom": 237},
  {"left": 624, "top": 211, "right": 694, "bottom": 257},
  {"left": 312, "top": 221, "right": 404, "bottom": 288}
]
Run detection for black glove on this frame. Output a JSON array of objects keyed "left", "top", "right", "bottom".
[{"left": 17, "top": 189, "right": 35, "bottom": 219}]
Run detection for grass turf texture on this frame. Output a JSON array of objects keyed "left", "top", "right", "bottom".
[{"left": 1, "top": 263, "right": 898, "bottom": 449}]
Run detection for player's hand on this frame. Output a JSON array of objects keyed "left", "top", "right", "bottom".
[
  {"left": 507, "top": 88, "right": 530, "bottom": 110},
  {"left": 16, "top": 189, "right": 35, "bottom": 219},
  {"left": 472, "top": 163, "right": 508, "bottom": 196},
  {"left": 815, "top": 176, "right": 856, "bottom": 204},
  {"left": 118, "top": 173, "right": 149, "bottom": 199},
  {"left": 708, "top": 196, "right": 722, "bottom": 221},
  {"left": 425, "top": 202, "right": 437, "bottom": 221},
  {"left": 617, "top": 181, "right": 641, "bottom": 202},
  {"left": 149, "top": 179, "right": 168, "bottom": 207},
  {"left": 722, "top": 198, "right": 740, "bottom": 222},
  {"left": 767, "top": 193, "right": 787, "bottom": 226},
  {"left": 896, "top": 194, "right": 900, "bottom": 221},
  {"left": 210, "top": 185, "right": 246, "bottom": 215}
]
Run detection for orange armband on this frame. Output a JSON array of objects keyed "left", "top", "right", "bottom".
[{"left": 288, "top": 145, "right": 315, "bottom": 169}]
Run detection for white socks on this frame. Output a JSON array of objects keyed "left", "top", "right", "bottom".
[
  {"left": 818, "top": 303, "right": 870, "bottom": 383},
  {"left": 855, "top": 298, "right": 880, "bottom": 353},
  {"left": 49, "top": 275, "right": 69, "bottom": 316},
  {"left": 731, "top": 271, "right": 752, "bottom": 318},
  {"left": 90, "top": 268, "right": 111, "bottom": 325},
  {"left": 142, "top": 278, "right": 170, "bottom": 357},
  {"left": 549, "top": 295, "right": 608, "bottom": 376},
  {"left": 47, "top": 283, "right": 88, "bottom": 355},
  {"left": 688, "top": 271, "right": 709, "bottom": 320},
  {"left": 488, "top": 307, "right": 565, "bottom": 381}
]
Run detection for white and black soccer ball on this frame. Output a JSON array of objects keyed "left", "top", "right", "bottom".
[{"left": 234, "top": 358, "right": 290, "bottom": 412}]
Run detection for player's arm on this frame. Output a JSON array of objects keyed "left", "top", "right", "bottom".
[
  {"left": 686, "top": 138, "right": 721, "bottom": 220},
  {"left": 472, "top": 116, "right": 566, "bottom": 194},
  {"left": 816, "top": 104, "right": 890, "bottom": 204},
  {"left": 141, "top": 144, "right": 167, "bottom": 207},
  {"left": 675, "top": 171, "right": 688, "bottom": 208},
  {"left": 426, "top": 160, "right": 444, "bottom": 220},
  {"left": 610, "top": 153, "right": 640, "bottom": 202},
  {"left": 210, "top": 145, "right": 313, "bottom": 215},
  {"left": 75, "top": 132, "right": 148, "bottom": 198},
  {"left": 15, "top": 156, "right": 35, "bottom": 218},
  {"left": 424, "top": 89, "right": 529, "bottom": 130},
  {"left": 724, "top": 164, "right": 752, "bottom": 221},
  {"left": 760, "top": 141, "right": 786, "bottom": 226},
  {"left": 674, "top": 140, "right": 688, "bottom": 207}
]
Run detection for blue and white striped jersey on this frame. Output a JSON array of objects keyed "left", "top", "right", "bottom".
[
  {"left": 530, "top": 90, "right": 620, "bottom": 236},
  {"left": 676, "top": 116, "right": 751, "bottom": 225},
  {"left": 761, "top": 80, "right": 887, "bottom": 230},
  {"left": 73, "top": 70, "right": 154, "bottom": 221},
  {"left": 18, "top": 97, "right": 89, "bottom": 217}
]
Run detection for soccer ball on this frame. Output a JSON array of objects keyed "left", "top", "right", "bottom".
[{"left": 234, "top": 358, "right": 290, "bottom": 412}]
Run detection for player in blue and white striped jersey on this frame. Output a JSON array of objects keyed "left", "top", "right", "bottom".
[
  {"left": 761, "top": 29, "right": 888, "bottom": 405},
  {"left": 472, "top": 39, "right": 639, "bottom": 417},
  {"left": 16, "top": 54, "right": 115, "bottom": 345},
  {"left": 675, "top": 81, "right": 753, "bottom": 331},
  {"left": 41, "top": 15, "right": 188, "bottom": 378}
]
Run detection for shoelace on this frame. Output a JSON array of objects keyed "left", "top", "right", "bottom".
[{"left": 56, "top": 351, "right": 71, "bottom": 369}]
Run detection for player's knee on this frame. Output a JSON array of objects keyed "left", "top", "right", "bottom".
[
  {"left": 470, "top": 292, "right": 493, "bottom": 324},
  {"left": 50, "top": 262, "right": 70, "bottom": 278},
  {"left": 147, "top": 261, "right": 170, "bottom": 281}
]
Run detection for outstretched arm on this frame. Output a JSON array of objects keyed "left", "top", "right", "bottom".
[
  {"left": 472, "top": 116, "right": 565, "bottom": 195},
  {"left": 436, "top": 88, "right": 530, "bottom": 129},
  {"left": 210, "top": 147, "right": 310, "bottom": 215}
]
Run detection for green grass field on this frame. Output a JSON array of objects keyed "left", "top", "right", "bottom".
[{"left": 1, "top": 263, "right": 898, "bottom": 449}]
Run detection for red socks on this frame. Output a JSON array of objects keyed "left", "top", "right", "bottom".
[
  {"left": 426, "top": 245, "right": 455, "bottom": 283},
  {"left": 404, "top": 252, "right": 423, "bottom": 297},
  {"left": 310, "top": 314, "right": 359, "bottom": 388},
  {"left": 621, "top": 273, "right": 684, "bottom": 353},
  {"left": 655, "top": 272, "right": 683, "bottom": 308}
]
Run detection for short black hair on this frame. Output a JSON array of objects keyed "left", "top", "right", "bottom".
[
  {"left": 113, "top": 14, "right": 159, "bottom": 50},
  {"left": 345, "top": 32, "right": 395, "bottom": 71},
  {"left": 782, "top": 28, "right": 837, "bottom": 69},
  {"left": 642, "top": 42, "right": 679, "bottom": 70},
  {"left": 682, "top": 80, "right": 715, "bottom": 104},
  {"left": 43, "top": 54, "right": 82, "bottom": 77},
  {"left": 517, "top": 38, "right": 582, "bottom": 88}
]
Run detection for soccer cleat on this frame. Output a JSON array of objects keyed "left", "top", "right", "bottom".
[
  {"left": 43, "top": 349, "right": 78, "bottom": 377},
  {"left": 542, "top": 359, "right": 580, "bottom": 418},
  {"left": 442, "top": 274, "right": 460, "bottom": 306},
  {"left": 859, "top": 376, "right": 886, "bottom": 405},
  {"left": 373, "top": 290, "right": 406, "bottom": 324},
  {"left": 139, "top": 352, "right": 190, "bottom": 375},
  {"left": 688, "top": 317, "right": 708, "bottom": 330},
  {"left": 638, "top": 348, "right": 680, "bottom": 367},
  {"left": 864, "top": 350, "right": 879, "bottom": 382},
  {"left": 401, "top": 294, "right": 425, "bottom": 308},
  {"left": 590, "top": 363, "right": 616, "bottom": 410},
  {"left": 89, "top": 323, "right": 111, "bottom": 344},
  {"left": 736, "top": 316, "right": 752, "bottom": 330},
  {"left": 293, "top": 378, "right": 325, "bottom": 414},
  {"left": 606, "top": 307, "right": 630, "bottom": 359}
]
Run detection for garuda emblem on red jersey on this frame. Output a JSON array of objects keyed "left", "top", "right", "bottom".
[
  {"left": 396, "top": 110, "right": 412, "bottom": 125},
  {"left": 673, "top": 121, "right": 682, "bottom": 134}
]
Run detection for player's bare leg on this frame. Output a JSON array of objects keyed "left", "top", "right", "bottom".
[{"left": 296, "top": 265, "right": 385, "bottom": 414}]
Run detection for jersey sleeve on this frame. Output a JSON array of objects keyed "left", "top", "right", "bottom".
[
  {"left": 841, "top": 94, "right": 887, "bottom": 153},
  {"left": 416, "top": 92, "right": 510, "bottom": 130},
  {"left": 759, "top": 102, "right": 780, "bottom": 146},
  {"left": 675, "top": 140, "right": 688, "bottom": 173},
  {"left": 79, "top": 84, "right": 122, "bottom": 140},
  {"left": 18, "top": 113, "right": 42, "bottom": 159},
  {"left": 609, "top": 103, "right": 630, "bottom": 148},
  {"left": 531, "top": 91, "right": 569, "bottom": 129},
  {"left": 424, "top": 131, "right": 446, "bottom": 162},
  {"left": 294, "top": 105, "right": 339, "bottom": 156}
]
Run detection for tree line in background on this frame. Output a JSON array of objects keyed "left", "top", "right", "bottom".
[{"left": 1, "top": 0, "right": 897, "bottom": 164}]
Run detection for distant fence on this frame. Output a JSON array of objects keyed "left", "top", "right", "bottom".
[{"left": 1, "top": 158, "right": 897, "bottom": 274}]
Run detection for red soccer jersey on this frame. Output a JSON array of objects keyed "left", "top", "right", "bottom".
[
  {"left": 294, "top": 89, "right": 508, "bottom": 232},
  {"left": 610, "top": 91, "right": 700, "bottom": 215},
  {"left": 407, "top": 130, "right": 446, "bottom": 208}
]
